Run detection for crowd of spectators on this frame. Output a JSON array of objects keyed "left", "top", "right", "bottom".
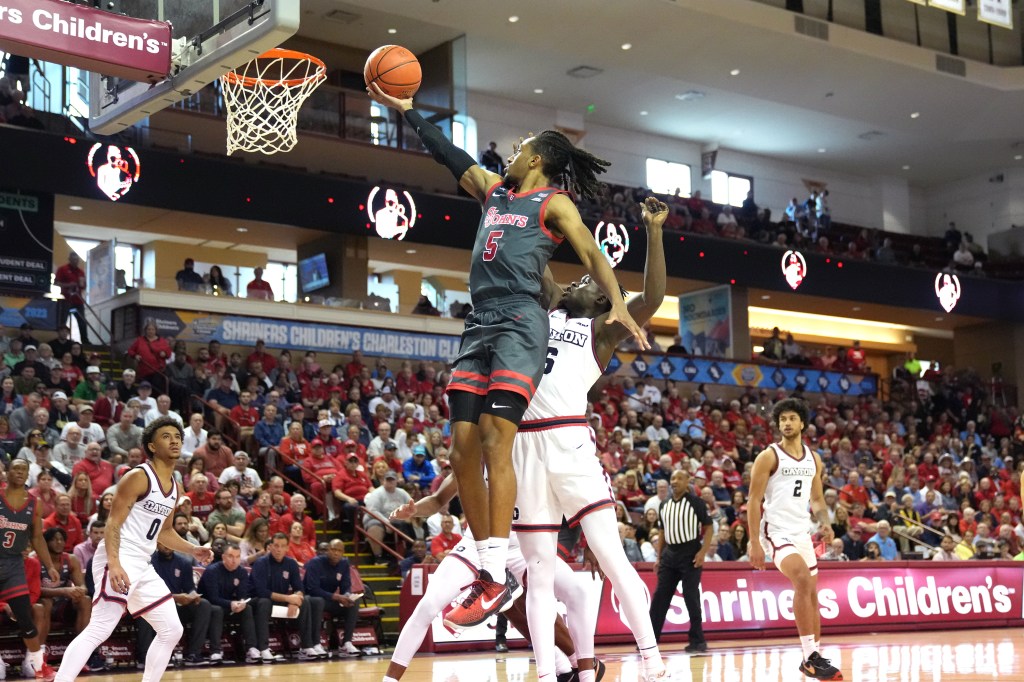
[
  {"left": 578, "top": 183, "right": 1003, "bottom": 279},
  {"left": 1, "top": 319, "right": 1022, "bottom": 668}
]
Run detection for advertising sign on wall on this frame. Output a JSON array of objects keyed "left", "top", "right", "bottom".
[
  {"left": 0, "top": 190, "right": 53, "bottom": 295},
  {"left": 678, "top": 285, "right": 732, "bottom": 358}
]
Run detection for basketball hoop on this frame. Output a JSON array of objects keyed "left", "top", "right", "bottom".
[{"left": 221, "top": 48, "right": 326, "bottom": 155}]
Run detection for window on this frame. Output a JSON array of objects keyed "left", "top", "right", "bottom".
[
  {"left": 710, "top": 170, "right": 752, "bottom": 208},
  {"left": 646, "top": 158, "right": 691, "bottom": 196},
  {"left": 64, "top": 238, "right": 141, "bottom": 286}
]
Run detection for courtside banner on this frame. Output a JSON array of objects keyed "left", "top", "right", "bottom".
[
  {"left": 0, "top": 0, "right": 171, "bottom": 83},
  {"left": 404, "top": 561, "right": 1024, "bottom": 652},
  {"left": 139, "top": 308, "right": 461, "bottom": 363}
]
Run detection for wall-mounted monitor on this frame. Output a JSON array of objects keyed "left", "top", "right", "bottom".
[{"left": 299, "top": 253, "right": 330, "bottom": 293}]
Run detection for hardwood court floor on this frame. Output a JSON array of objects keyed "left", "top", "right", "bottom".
[{"left": 82, "top": 628, "right": 1023, "bottom": 681}]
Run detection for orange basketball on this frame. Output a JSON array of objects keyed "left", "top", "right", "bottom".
[{"left": 364, "top": 45, "right": 422, "bottom": 99}]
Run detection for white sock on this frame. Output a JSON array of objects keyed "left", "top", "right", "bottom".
[
  {"left": 474, "top": 540, "right": 489, "bottom": 577},
  {"left": 28, "top": 649, "right": 44, "bottom": 669},
  {"left": 815, "top": 639, "right": 821, "bottom": 654},
  {"left": 554, "top": 649, "right": 572, "bottom": 675},
  {"left": 800, "top": 634, "right": 816, "bottom": 660},
  {"left": 383, "top": 677, "right": 399, "bottom": 682},
  {"left": 569, "top": 652, "right": 578, "bottom": 668},
  {"left": 483, "top": 537, "right": 509, "bottom": 579},
  {"left": 578, "top": 667, "right": 595, "bottom": 682}
]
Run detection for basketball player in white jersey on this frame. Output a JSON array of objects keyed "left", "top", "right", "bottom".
[
  {"left": 512, "top": 196, "right": 668, "bottom": 682},
  {"left": 55, "top": 416, "right": 213, "bottom": 682},
  {"left": 747, "top": 398, "right": 842, "bottom": 681},
  {"left": 384, "top": 473, "right": 588, "bottom": 682}
]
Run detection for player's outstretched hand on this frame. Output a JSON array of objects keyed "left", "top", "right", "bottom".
[
  {"left": 390, "top": 499, "right": 417, "bottom": 520},
  {"left": 366, "top": 82, "right": 413, "bottom": 112},
  {"left": 749, "top": 543, "right": 766, "bottom": 571},
  {"left": 640, "top": 197, "right": 669, "bottom": 229},
  {"left": 193, "top": 546, "right": 214, "bottom": 565},
  {"left": 606, "top": 307, "right": 650, "bottom": 350}
]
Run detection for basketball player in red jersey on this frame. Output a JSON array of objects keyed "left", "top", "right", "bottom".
[
  {"left": 748, "top": 399, "right": 842, "bottom": 680},
  {"left": 55, "top": 417, "right": 213, "bottom": 682},
  {"left": 0, "top": 459, "right": 60, "bottom": 680},
  {"left": 368, "top": 82, "right": 647, "bottom": 627}
]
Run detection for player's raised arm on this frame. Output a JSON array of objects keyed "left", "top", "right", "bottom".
[
  {"left": 391, "top": 471, "right": 459, "bottom": 520},
  {"left": 538, "top": 266, "right": 565, "bottom": 311},
  {"left": 366, "top": 82, "right": 501, "bottom": 202},
  {"left": 546, "top": 194, "right": 649, "bottom": 350},
  {"left": 745, "top": 447, "right": 776, "bottom": 571},
  {"left": 593, "top": 197, "right": 667, "bottom": 362}
]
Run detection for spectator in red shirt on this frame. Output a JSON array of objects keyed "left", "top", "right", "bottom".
[
  {"left": 416, "top": 365, "right": 438, "bottom": 396},
  {"left": 245, "top": 268, "right": 275, "bottom": 301},
  {"left": 846, "top": 340, "right": 867, "bottom": 372},
  {"left": 191, "top": 429, "right": 234, "bottom": 478},
  {"left": 43, "top": 493, "right": 84, "bottom": 549},
  {"left": 185, "top": 474, "right": 216, "bottom": 522},
  {"left": 840, "top": 471, "right": 874, "bottom": 511},
  {"left": 302, "top": 374, "right": 330, "bottom": 412},
  {"left": 54, "top": 252, "right": 87, "bottom": 341},
  {"left": 276, "top": 494, "right": 315, "bottom": 543},
  {"left": 429, "top": 514, "right": 462, "bottom": 561},
  {"left": 70, "top": 442, "right": 114, "bottom": 494},
  {"left": 332, "top": 453, "right": 373, "bottom": 538},
  {"left": 285, "top": 520, "right": 316, "bottom": 566},
  {"left": 126, "top": 321, "right": 172, "bottom": 394},
  {"left": 303, "top": 439, "right": 339, "bottom": 518},
  {"left": 244, "top": 339, "right": 277, "bottom": 374},
  {"left": 228, "top": 389, "right": 260, "bottom": 451},
  {"left": 343, "top": 350, "right": 365, "bottom": 381},
  {"left": 246, "top": 490, "right": 280, "bottom": 528}
]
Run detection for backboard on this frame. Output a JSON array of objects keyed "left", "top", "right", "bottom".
[{"left": 89, "top": 0, "right": 299, "bottom": 135}]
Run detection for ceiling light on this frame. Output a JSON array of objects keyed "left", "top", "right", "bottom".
[
  {"left": 910, "top": 112, "right": 920, "bottom": 119},
  {"left": 405, "top": 249, "right": 417, "bottom": 254},
  {"left": 934, "top": 316, "right": 943, "bottom": 322},
  {"left": 68, "top": 205, "right": 83, "bottom": 211},
  {"left": 639, "top": 110, "right": 648, "bottom": 116},
  {"left": 533, "top": 88, "right": 544, "bottom": 94},
  {"left": 387, "top": 28, "right": 397, "bottom": 34},
  {"left": 730, "top": 68, "right": 740, "bottom": 76},
  {"left": 621, "top": 43, "right": 632, "bottom": 50},
  {"left": 817, "top": 148, "right": 826, "bottom": 153},
  {"left": 752, "top": 345, "right": 764, "bottom": 354},
  {"left": 508, "top": 15, "right": 519, "bottom": 22},
  {"left": 236, "top": 227, "right": 249, "bottom": 233},
  {"left": 852, "top": 306, "right": 861, "bottom": 311},
  {"left": 902, "top": 165, "right": 911, "bottom": 170},
  {"left": 761, "top": 295, "right": 771, "bottom": 300},
  {"left": 1015, "top": 155, "right": 1022, "bottom": 161}
]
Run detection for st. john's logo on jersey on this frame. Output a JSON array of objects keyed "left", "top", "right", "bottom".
[{"left": 484, "top": 206, "right": 528, "bottom": 228}]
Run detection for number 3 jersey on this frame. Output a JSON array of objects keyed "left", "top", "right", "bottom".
[
  {"left": 470, "top": 183, "right": 567, "bottom": 304},
  {"left": 760, "top": 442, "right": 817, "bottom": 538},
  {"left": 98, "top": 462, "right": 178, "bottom": 566},
  {"left": 522, "top": 309, "right": 603, "bottom": 421}
]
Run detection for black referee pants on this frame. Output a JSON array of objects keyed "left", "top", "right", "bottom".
[{"left": 649, "top": 544, "right": 705, "bottom": 645}]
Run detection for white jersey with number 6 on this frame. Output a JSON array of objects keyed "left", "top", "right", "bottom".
[
  {"left": 760, "top": 442, "right": 816, "bottom": 540},
  {"left": 522, "top": 309, "right": 602, "bottom": 421},
  {"left": 115, "top": 462, "right": 179, "bottom": 563}
]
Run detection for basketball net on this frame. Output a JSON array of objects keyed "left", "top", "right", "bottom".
[{"left": 221, "top": 48, "right": 326, "bottom": 155}]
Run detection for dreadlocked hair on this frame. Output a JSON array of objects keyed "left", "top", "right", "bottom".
[{"left": 531, "top": 130, "right": 611, "bottom": 200}]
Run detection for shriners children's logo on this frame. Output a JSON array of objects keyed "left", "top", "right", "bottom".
[
  {"left": 781, "top": 250, "right": 807, "bottom": 290},
  {"left": 367, "top": 186, "right": 417, "bottom": 240},
  {"left": 594, "top": 221, "right": 630, "bottom": 268},
  {"left": 934, "top": 272, "right": 961, "bottom": 313}
]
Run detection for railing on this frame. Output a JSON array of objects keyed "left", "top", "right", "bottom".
[{"left": 358, "top": 506, "right": 414, "bottom": 562}]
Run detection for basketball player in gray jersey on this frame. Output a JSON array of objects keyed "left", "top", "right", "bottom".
[{"left": 368, "top": 82, "right": 647, "bottom": 627}]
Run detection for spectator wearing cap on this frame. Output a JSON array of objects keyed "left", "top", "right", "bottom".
[
  {"left": 44, "top": 363, "right": 72, "bottom": 396},
  {"left": 303, "top": 439, "right": 339, "bottom": 519},
  {"left": 403, "top": 444, "right": 435, "bottom": 491},
  {"left": 91, "top": 382, "right": 122, "bottom": 429},
  {"left": 332, "top": 452, "right": 373, "bottom": 539},
  {"left": 368, "top": 385, "right": 400, "bottom": 421},
  {"left": 219, "top": 451, "right": 263, "bottom": 505},
  {"left": 380, "top": 441, "right": 404, "bottom": 474},
  {"left": 61, "top": 404, "right": 105, "bottom": 446},
  {"left": 314, "top": 418, "right": 341, "bottom": 458},
  {"left": 841, "top": 523, "right": 867, "bottom": 560},
  {"left": 71, "top": 442, "right": 114, "bottom": 495},
  {"left": 16, "top": 322, "right": 40, "bottom": 350},
  {"left": 362, "top": 472, "right": 413, "bottom": 563},
  {"left": 29, "top": 439, "right": 72, "bottom": 492},
  {"left": 134, "top": 380, "right": 158, "bottom": 422},
  {"left": 13, "top": 344, "right": 48, "bottom": 381},
  {"left": 367, "top": 422, "right": 397, "bottom": 461}
]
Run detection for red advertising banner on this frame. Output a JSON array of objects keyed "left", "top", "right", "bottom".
[
  {"left": 0, "top": 0, "right": 171, "bottom": 83},
  {"left": 402, "top": 561, "right": 1024, "bottom": 653}
]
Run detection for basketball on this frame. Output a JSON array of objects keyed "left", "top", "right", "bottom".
[{"left": 364, "top": 45, "right": 422, "bottom": 99}]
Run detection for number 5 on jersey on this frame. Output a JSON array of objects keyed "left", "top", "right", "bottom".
[{"left": 483, "top": 230, "right": 504, "bottom": 261}]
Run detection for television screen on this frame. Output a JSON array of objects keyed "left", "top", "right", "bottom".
[{"left": 299, "top": 253, "right": 330, "bottom": 293}]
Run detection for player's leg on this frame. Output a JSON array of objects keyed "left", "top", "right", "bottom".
[
  {"left": 136, "top": 598, "right": 184, "bottom": 682},
  {"left": 37, "top": 598, "right": 52, "bottom": 645},
  {"left": 500, "top": 591, "right": 576, "bottom": 659},
  {"left": 778, "top": 547, "right": 840, "bottom": 680},
  {"left": 477, "top": 408, "right": 521, "bottom": 580},
  {"left": 384, "top": 553, "right": 476, "bottom": 681},
  {"left": 53, "top": 598, "right": 124, "bottom": 681},
  {"left": 73, "top": 593, "right": 91, "bottom": 633},
  {"left": 516, "top": 531, "right": 559, "bottom": 680},
  {"left": 6, "top": 591, "right": 50, "bottom": 678},
  {"left": 579, "top": 509, "right": 663, "bottom": 673}
]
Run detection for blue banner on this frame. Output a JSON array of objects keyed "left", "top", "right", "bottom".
[
  {"left": 140, "top": 308, "right": 462, "bottom": 363},
  {"left": 0, "top": 296, "right": 58, "bottom": 330},
  {"left": 608, "top": 352, "right": 878, "bottom": 396}
]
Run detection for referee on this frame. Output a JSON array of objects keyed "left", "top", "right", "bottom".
[{"left": 649, "top": 468, "right": 713, "bottom": 652}]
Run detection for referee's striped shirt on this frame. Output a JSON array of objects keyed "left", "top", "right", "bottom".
[{"left": 658, "top": 491, "right": 712, "bottom": 547}]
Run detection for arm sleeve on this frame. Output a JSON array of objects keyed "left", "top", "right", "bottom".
[{"left": 403, "top": 109, "right": 476, "bottom": 181}]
